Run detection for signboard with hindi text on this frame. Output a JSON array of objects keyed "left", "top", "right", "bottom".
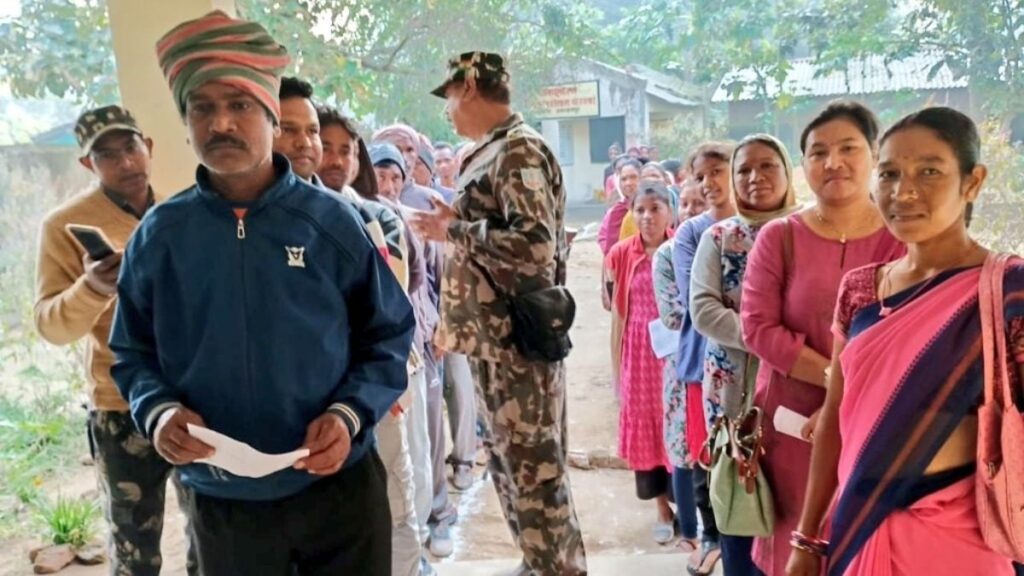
[{"left": 534, "top": 81, "right": 600, "bottom": 119}]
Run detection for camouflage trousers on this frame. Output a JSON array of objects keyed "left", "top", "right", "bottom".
[
  {"left": 87, "top": 410, "right": 198, "bottom": 576},
  {"left": 471, "top": 358, "right": 588, "bottom": 575}
]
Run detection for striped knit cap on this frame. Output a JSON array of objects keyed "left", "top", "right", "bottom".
[{"left": 156, "top": 10, "right": 291, "bottom": 122}]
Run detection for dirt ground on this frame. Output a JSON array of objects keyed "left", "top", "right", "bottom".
[{"left": 0, "top": 214, "right": 696, "bottom": 574}]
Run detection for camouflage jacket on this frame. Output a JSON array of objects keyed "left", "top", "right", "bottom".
[{"left": 437, "top": 113, "right": 568, "bottom": 364}]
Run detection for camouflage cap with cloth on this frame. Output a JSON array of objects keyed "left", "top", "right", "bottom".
[
  {"left": 429, "top": 51, "right": 509, "bottom": 98},
  {"left": 74, "top": 105, "right": 143, "bottom": 157},
  {"left": 155, "top": 10, "right": 291, "bottom": 122}
]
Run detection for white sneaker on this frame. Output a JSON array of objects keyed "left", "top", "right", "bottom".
[
  {"left": 653, "top": 520, "right": 675, "bottom": 545},
  {"left": 428, "top": 523, "right": 454, "bottom": 558}
]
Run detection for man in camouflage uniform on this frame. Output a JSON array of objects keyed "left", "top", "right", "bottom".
[
  {"left": 410, "top": 52, "right": 587, "bottom": 576},
  {"left": 34, "top": 106, "right": 197, "bottom": 576}
]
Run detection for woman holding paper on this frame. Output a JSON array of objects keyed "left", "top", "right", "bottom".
[
  {"left": 787, "top": 108, "right": 1021, "bottom": 576},
  {"left": 690, "top": 133, "right": 802, "bottom": 575},
  {"left": 606, "top": 180, "right": 677, "bottom": 544},
  {"left": 653, "top": 178, "right": 706, "bottom": 553},
  {"left": 740, "top": 101, "right": 903, "bottom": 575}
]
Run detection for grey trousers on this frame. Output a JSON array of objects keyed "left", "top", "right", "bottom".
[
  {"left": 443, "top": 353, "right": 478, "bottom": 465},
  {"left": 425, "top": 346, "right": 455, "bottom": 526}
]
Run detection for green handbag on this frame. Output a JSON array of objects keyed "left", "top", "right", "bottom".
[
  {"left": 701, "top": 351, "right": 775, "bottom": 537},
  {"left": 705, "top": 406, "right": 775, "bottom": 537}
]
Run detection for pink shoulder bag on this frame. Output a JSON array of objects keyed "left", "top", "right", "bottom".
[{"left": 976, "top": 252, "right": 1024, "bottom": 562}]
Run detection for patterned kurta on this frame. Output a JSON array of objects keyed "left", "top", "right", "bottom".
[
  {"left": 618, "top": 257, "right": 672, "bottom": 471},
  {"left": 690, "top": 217, "right": 760, "bottom": 428},
  {"left": 652, "top": 242, "right": 689, "bottom": 468}
]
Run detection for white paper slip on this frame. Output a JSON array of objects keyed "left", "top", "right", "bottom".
[
  {"left": 648, "top": 319, "right": 680, "bottom": 359},
  {"left": 774, "top": 406, "right": 811, "bottom": 443},
  {"left": 186, "top": 424, "right": 310, "bottom": 479}
]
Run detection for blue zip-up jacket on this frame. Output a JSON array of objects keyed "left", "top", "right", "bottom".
[
  {"left": 110, "top": 155, "right": 415, "bottom": 501},
  {"left": 673, "top": 213, "right": 715, "bottom": 382}
]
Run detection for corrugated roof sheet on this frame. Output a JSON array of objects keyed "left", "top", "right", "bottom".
[{"left": 712, "top": 53, "right": 969, "bottom": 102}]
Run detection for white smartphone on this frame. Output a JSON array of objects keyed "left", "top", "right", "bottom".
[{"left": 774, "top": 406, "right": 810, "bottom": 442}]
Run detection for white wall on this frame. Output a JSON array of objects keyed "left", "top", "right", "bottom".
[
  {"left": 107, "top": 0, "right": 237, "bottom": 197},
  {"left": 544, "top": 118, "right": 606, "bottom": 205}
]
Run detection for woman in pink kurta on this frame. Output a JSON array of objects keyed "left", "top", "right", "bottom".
[
  {"left": 606, "top": 181, "right": 676, "bottom": 543},
  {"left": 740, "top": 101, "right": 905, "bottom": 575}
]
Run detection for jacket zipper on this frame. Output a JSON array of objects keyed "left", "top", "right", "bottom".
[{"left": 237, "top": 213, "right": 252, "bottom": 462}]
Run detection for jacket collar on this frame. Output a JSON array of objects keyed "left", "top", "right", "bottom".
[
  {"left": 462, "top": 113, "right": 523, "bottom": 168},
  {"left": 195, "top": 153, "right": 297, "bottom": 209}
]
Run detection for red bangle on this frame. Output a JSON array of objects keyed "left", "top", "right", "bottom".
[{"left": 790, "top": 531, "right": 829, "bottom": 557}]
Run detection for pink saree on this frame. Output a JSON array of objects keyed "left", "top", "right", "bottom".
[{"left": 828, "top": 265, "right": 1015, "bottom": 576}]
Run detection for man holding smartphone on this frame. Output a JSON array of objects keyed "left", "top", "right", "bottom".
[{"left": 34, "top": 105, "right": 198, "bottom": 575}]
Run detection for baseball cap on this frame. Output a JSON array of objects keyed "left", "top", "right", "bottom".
[
  {"left": 430, "top": 51, "right": 509, "bottom": 98},
  {"left": 74, "top": 105, "right": 143, "bottom": 156}
]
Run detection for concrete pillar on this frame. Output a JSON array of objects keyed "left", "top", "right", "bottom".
[{"left": 106, "top": 0, "right": 236, "bottom": 197}]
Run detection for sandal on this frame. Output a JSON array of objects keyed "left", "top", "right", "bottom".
[
  {"left": 686, "top": 540, "right": 722, "bottom": 576},
  {"left": 676, "top": 536, "right": 700, "bottom": 553}
]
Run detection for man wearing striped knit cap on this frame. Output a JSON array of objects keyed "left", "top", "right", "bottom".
[{"left": 109, "top": 10, "right": 415, "bottom": 574}]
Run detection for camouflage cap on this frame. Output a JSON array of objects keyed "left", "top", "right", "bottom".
[
  {"left": 74, "top": 105, "right": 143, "bottom": 157},
  {"left": 430, "top": 52, "right": 509, "bottom": 98}
]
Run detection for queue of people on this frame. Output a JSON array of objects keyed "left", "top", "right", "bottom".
[
  {"left": 28, "top": 7, "right": 1024, "bottom": 576},
  {"left": 34, "top": 9, "right": 585, "bottom": 576},
  {"left": 601, "top": 98, "right": 1024, "bottom": 576}
]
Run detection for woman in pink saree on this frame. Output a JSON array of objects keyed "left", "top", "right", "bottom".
[{"left": 787, "top": 108, "right": 1022, "bottom": 576}]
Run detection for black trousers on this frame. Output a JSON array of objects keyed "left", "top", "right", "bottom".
[
  {"left": 693, "top": 467, "right": 720, "bottom": 542},
  {"left": 185, "top": 450, "right": 391, "bottom": 576}
]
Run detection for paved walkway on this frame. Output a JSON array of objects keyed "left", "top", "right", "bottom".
[{"left": 435, "top": 552, "right": 724, "bottom": 575}]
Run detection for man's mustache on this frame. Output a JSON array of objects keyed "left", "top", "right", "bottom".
[{"left": 205, "top": 135, "right": 248, "bottom": 151}]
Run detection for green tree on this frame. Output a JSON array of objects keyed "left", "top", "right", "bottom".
[
  {"left": 0, "top": 0, "right": 119, "bottom": 104},
  {"left": 797, "top": 0, "right": 1023, "bottom": 119},
  {"left": 899, "top": 0, "right": 1024, "bottom": 117},
  {"left": 237, "top": 0, "right": 607, "bottom": 139},
  {"left": 0, "top": 0, "right": 607, "bottom": 140},
  {"left": 612, "top": 0, "right": 801, "bottom": 133},
  {"left": 792, "top": 0, "right": 903, "bottom": 82}
]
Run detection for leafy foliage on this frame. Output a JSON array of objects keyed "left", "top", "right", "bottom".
[
  {"left": 611, "top": 0, "right": 1022, "bottom": 124},
  {"left": 34, "top": 495, "right": 98, "bottom": 548},
  {"left": 0, "top": 0, "right": 119, "bottom": 105},
  {"left": 235, "top": 0, "right": 608, "bottom": 139},
  {"left": 0, "top": 150, "right": 90, "bottom": 537},
  {"left": 0, "top": 0, "right": 608, "bottom": 139},
  {"left": 974, "top": 120, "right": 1024, "bottom": 252},
  {"left": 898, "top": 0, "right": 1024, "bottom": 116},
  {"left": 613, "top": 0, "right": 803, "bottom": 132}
]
